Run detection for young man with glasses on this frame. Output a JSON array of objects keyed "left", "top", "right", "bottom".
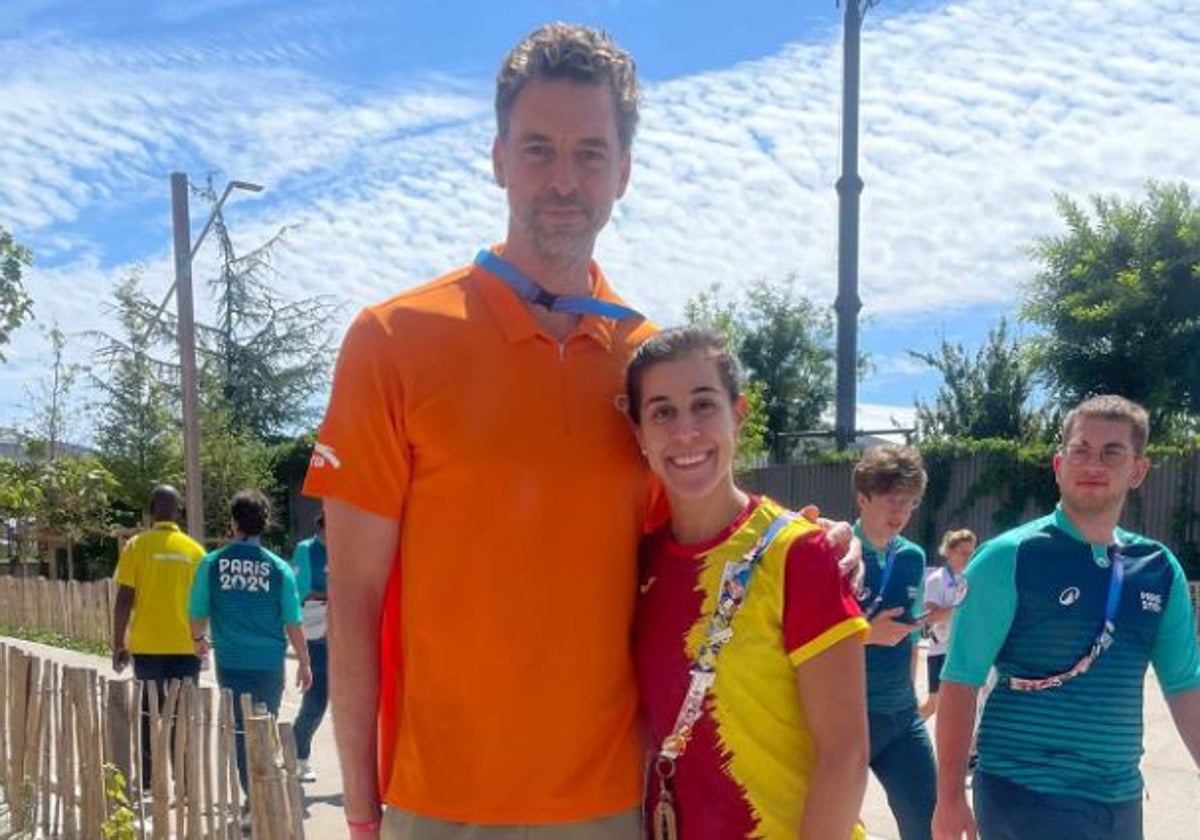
[
  {"left": 853, "top": 445, "right": 937, "bottom": 840},
  {"left": 932, "top": 395, "right": 1200, "bottom": 840}
]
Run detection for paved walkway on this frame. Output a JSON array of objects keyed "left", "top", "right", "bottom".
[{"left": 3, "top": 636, "right": 1195, "bottom": 839}]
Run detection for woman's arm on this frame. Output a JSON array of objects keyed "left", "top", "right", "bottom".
[{"left": 795, "top": 635, "right": 869, "bottom": 840}]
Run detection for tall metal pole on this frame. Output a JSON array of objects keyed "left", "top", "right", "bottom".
[
  {"left": 170, "top": 172, "right": 205, "bottom": 541},
  {"left": 834, "top": 1, "right": 865, "bottom": 450}
]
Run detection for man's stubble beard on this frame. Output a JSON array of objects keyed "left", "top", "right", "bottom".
[
  {"left": 530, "top": 228, "right": 599, "bottom": 263},
  {"left": 1060, "top": 485, "right": 1128, "bottom": 521},
  {"left": 516, "top": 198, "right": 610, "bottom": 265}
]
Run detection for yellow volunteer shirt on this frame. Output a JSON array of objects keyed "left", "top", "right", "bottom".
[{"left": 113, "top": 522, "right": 205, "bottom": 655}]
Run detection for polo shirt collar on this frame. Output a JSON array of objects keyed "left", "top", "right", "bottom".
[
  {"left": 1052, "top": 503, "right": 1118, "bottom": 564},
  {"left": 152, "top": 521, "right": 181, "bottom": 531},
  {"left": 472, "top": 247, "right": 624, "bottom": 350},
  {"left": 853, "top": 519, "right": 893, "bottom": 563}
]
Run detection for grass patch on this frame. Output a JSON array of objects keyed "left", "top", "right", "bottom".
[{"left": 0, "top": 625, "right": 110, "bottom": 656}]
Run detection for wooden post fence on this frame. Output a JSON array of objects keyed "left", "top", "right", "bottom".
[
  {"left": 0, "top": 643, "right": 304, "bottom": 838},
  {"left": 0, "top": 577, "right": 114, "bottom": 649}
]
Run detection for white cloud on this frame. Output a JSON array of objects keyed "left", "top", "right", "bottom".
[
  {"left": 3, "top": 0, "right": 1199, "bottom": 430},
  {"left": 872, "top": 354, "right": 930, "bottom": 380}
]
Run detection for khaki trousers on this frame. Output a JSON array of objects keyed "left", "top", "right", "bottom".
[{"left": 381, "top": 807, "right": 641, "bottom": 840}]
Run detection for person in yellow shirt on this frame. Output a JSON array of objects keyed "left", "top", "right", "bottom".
[{"left": 111, "top": 485, "right": 206, "bottom": 792}]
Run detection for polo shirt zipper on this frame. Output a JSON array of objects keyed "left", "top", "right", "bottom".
[{"left": 558, "top": 339, "right": 572, "bottom": 433}]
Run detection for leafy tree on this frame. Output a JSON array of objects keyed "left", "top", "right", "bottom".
[
  {"left": 35, "top": 456, "right": 116, "bottom": 579},
  {"left": 195, "top": 179, "right": 338, "bottom": 439},
  {"left": 90, "top": 276, "right": 183, "bottom": 508},
  {"left": 739, "top": 277, "right": 836, "bottom": 462},
  {"left": 22, "top": 323, "right": 81, "bottom": 461},
  {"left": 910, "top": 318, "right": 1043, "bottom": 442},
  {"left": 198, "top": 392, "right": 277, "bottom": 544},
  {"left": 0, "top": 458, "right": 40, "bottom": 572},
  {"left": 1023, "top": 181, "right": 1200, "bottom": 440},
  {"left": 0, "top": 225, "right": 34, "bottom": 361},
  {"left": 685, "top": 285, "right": 744, "bottom": 347},
  {"left": 685, "top": 285, "right": 768, "bottom": 466},
  {"left": 685, "top": 277, "right": 836, "bottom": 463}
]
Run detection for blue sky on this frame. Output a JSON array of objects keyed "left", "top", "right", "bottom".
[{"left": 2, "top": 0, "right": 1198, "bottom": 438}]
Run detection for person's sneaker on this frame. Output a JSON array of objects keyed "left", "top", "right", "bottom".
[
  {"left": 297, "top": 761, "right": 317, "bottom": 783},
  {"left": 240, "top": 804, "right": 253, "bottom": 834}
]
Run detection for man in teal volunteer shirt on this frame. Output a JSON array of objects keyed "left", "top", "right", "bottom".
[
  {"left": 190, "top": 489, "right": 312, "bottom": 794},
  {"left": 853, "top": 444, "right": 936, "bottom": 840},
  {"left": 290, "top": 512, "right": 329, "bottom": 783},
  {"left": 933, "top": 395, "right": 1200, "bottom": 840}
]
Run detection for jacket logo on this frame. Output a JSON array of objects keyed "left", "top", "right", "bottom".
[
  {"left": 1140, "top": 591, "right": 1162, "bottom": 613},
  {"left": 1059, "top": 587, "right": 1081, "bottom": 606}
]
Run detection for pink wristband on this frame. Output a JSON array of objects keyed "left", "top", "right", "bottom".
[{"left": 347, "top": 818, "right": 381, "bottom": 834}]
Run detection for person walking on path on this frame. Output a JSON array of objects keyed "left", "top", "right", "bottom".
[
  {"left": 291, "top": 512, "right": 329, "bottom": 784},
  {"left": 919, "top": 529, "right": 976, "bottom": 720},
  {"left": 852, "top": 446, "right": 937, "bottom": 840},
  {"left": 111, "top": 484, "right": 205, "bottom": 792},
  {"left": 933, "top": 395, "right": 1200, "bottom": 840},
  {"left": 189, "top": 489, "right": 312, "bottom": 795}
]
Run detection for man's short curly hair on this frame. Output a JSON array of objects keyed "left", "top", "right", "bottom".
[
  {"left": 853, "top": 445, "right": 928, "bottom": 499},
  {"left": 496, "top": 23, "right": 640, "bottom": 151}
]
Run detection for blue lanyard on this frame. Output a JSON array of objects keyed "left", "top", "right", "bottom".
[
  {"left": 1079, "top": 548, "right": 1125, "bottom": 663},
  {"left": 474, "top": 250, "right": 642, "bottom": 321},
  {"left": 999, "top": 545, "right": 1128, "bottom": 692},
  {"left": 1101, "top": 549, "right": 1125, "bottom": 630},
  {"left": 863, "top": 542, "right": 898, "bottom": 620}
]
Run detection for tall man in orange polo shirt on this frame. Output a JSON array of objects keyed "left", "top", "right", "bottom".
[{"left": 305, "top": 24, "right": 655, "bottom": 840}]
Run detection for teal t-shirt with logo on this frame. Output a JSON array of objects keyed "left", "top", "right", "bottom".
[
  {"left": 189, "top": 539, "right": 302, "bottom": 672},
  {"left": 855, "top": 524, "right": 927, "bottom": 713},
  {"left": 942, "top": 505, "right": 1200, "bottom": 803}
]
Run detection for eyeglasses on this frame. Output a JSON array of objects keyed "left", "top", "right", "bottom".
[
  {"left": 1061, "top": 444, "right": 1136, "bottom": 468},
  {"left": 872, "top": 494, "right": 922, "bottom": 512}
]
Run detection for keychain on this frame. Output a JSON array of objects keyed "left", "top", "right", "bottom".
[{"left": 652, "top": 757, "right": 678, "bottom": 840}]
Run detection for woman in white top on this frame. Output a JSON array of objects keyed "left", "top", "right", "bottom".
[{"left": 918, "top": 528, "right": 976, "bottom": 719}]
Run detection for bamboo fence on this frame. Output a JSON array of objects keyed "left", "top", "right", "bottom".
[
  {"left": 0, "top": 643, "right": 305, "bottom": 839},
  {"left": 0, "top": 578, "right": 113, "bottom": 650}
]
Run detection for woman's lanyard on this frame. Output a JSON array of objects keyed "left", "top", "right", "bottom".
[
  {"left": 862, "top": 542, "right": 898, "bottom": 620},
  {"left": 474, "top": 250, "right": 642, "bottom": 320}
]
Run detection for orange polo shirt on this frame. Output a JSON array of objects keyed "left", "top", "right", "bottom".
[{"left": 303, "top": 254, "right": 657, "bottom": 823}]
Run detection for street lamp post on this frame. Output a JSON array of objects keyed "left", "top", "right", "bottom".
[
  {"left": 834, "top": 1, "right": 878, "bottom": 450},
  {"left": 168, "top": 172, "right": 263, "bottom": 541}
]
